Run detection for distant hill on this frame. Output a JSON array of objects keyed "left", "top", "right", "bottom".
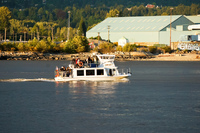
[{"left": 1, "top": 0, "right": 200, "bottom": 9}]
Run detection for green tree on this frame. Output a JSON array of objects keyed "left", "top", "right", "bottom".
[
  {"left": 162, "top": 46, "right": 171, "bottom": 53},
  {"left": 190, "top": 4, "right": 199, "bottom": 15},
  {"left": 0, "top": 6, "right": 11, "bottom": 30},
  {"left": 78, "top": 17, "right": 87, "bottom": 36},
  {"left": 116, "top": 45, "right": 123, "bottom": 51},
  {"left": 98, "top": 42, "right": 115, "bottom": 53},
  {"left": 17, "top": 42, "right": 28, "bottom": 51},
  {"left": 73, "top": 36, "right": 90, "bottom": 53},
  {"left": 38, "top": 7, "right": 45, "bottom": 20},
  {"left": 64, "top": 40, "right": 77, "bottom": 53},
  {"left": 106, "top": 9, "right": 120, "bottom": 18},
  {"left": 123, "top": 43, "right": 132, "bottom": 52},
  {"left": 148, "top": 46, "right": 157, "bottom": 53}
]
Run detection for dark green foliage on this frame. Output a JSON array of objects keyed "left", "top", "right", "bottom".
[
  {"left": 0, "top": 42, "right": 17, "bottom": 51},
  {"left": 98, "top": 42, "right": 115, "bottom": 53},
  {"left": 78, "top": 17, "right": 87, "bottom": 36},
  {"left": 148, "top": 46, "right": 157, "bottom": 54},
  {"left": 122, "top": 43, "right": 138, "bottom": 52},
  {"left": 1, "top": 0, "right": 199, "bottom": 9},
  {"left": 153, "top": 44, "right": 166, "bottom": 47},
  {"left": 0, "top": 6, "right": 11, "bottom": 30},
  {"left": 89, "top": 36, "right": 102, "bottom": 40},
  {"left": 162, "top": 46, "right": 172, "bottom": 53},
  {"left": 2, "top": 4, "right": 198, "bottom": 31}
]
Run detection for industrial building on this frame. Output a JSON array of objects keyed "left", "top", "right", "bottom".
[{"left": 86, "top": 15, "right": 200, "bottom": 47}]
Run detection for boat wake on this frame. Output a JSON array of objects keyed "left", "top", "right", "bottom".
[
  {"left": 0, "top": 78, "right": 129, "bottom": 83},
  {"left": 0, "top": 78, "right": 55, "bottom": 82}
]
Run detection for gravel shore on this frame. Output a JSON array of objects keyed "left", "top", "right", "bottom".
[{"left": 0, "top": 51, "right": 200, "bottom": 61}]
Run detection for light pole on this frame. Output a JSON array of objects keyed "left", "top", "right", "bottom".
[
  {"left": 5, "top": 28, "right": 6, "bottom": 41},
  {"left": 108, "top": 25, "right": 110, "bottom": 42},
  {"left": 52, "top": 27, "right": 54, "bottom": 42},
  {"left": 170, "top": 8, "right": 173, "bottom": 49},
  {"left": 27, "top": 24, "right": 29, "bottom": 41},
  {"left": 67, "top": 11, "right": 71, "bottom": 41},
  {"left": 98, "top": 32, "right": 100, "bottom": 45}
]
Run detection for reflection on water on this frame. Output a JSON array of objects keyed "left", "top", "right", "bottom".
[
  {"left": 55, "top": 79, "right": 129, "bottom": 95},
  {"left": 54, "top": 80, "right": 131, "bottom": 121}
]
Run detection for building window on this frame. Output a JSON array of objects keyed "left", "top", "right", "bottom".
[
  {"left": 77, "top": 70, "right": 84, "bottom": 76},
  {"left": 97, "top": 69, "right": 104, "bottom": 75},
  {"left": 86, "top": 70, "right": 95, "bottom": 76}
]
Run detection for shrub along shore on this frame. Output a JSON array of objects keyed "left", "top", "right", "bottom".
[{"left": 0, "top": 51, "right": 200, "bottom": 61}]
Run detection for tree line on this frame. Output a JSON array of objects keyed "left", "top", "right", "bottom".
[
  {"left": 9, "top": 4, "right": 200, "bottom": 29},
  {"left": 2, "top": 0, "right": 199, "bottom": 9}
]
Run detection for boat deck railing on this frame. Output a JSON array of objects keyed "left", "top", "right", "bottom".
[
  {"left": 70, "top": 61, "right": 100, "bottom": 68},
  {"left": 55, "top": 70, "right": 72, "bottom": 77},
  {"left": 118, "top": 68, "right": 132, "bottom": 75}
]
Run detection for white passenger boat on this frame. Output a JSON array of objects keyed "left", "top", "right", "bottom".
[{"left": 54, "top": 54, "right": 131, "bottom": 81}]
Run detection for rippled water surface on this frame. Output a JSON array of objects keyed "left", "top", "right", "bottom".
[{"left": 0, "top": 61, "right": 200, "bottom": 133}]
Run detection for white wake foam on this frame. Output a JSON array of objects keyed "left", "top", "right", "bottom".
[{"left": 0, "top": 78, "right": 55, "bottom": 82}]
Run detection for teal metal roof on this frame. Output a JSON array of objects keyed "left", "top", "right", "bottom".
[{"left": 88, "top": 15, "right": 182, "bottom": 32}]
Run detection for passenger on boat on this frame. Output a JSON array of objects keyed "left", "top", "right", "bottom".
[
  {"left": 76, "top": 58, "right": 79, "bottom": 64},
  {"left": 88, "top": 57, "right": 92, "bottom": 63},
  {"left": 66, "top": 69, "right": 71, "bottom": 77},
  {"left": 72, "top": 59, "right": 76, "bottom": 64},
  {"left": 75, "top": 58, "right": 79, "bottom": 68},
  {"left": 60, "top": 66, "right": 66, "bottom": 71}
]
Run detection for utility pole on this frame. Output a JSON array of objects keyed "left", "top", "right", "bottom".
[
  {"left": 5, "top": 28, "right": 6, "bottom": 41},
  {"left": 24, "top": 32, "right": 26, "bottom": 42},
  {"left": 107, "top": 25, "right": 110, "bottom": 42},
  {"left": 52, "top": 27, "right": 54, "bottom": 42},
  {"left": 98, "top": 32, "right": 100, "bottom": 45},
  {"left": 15, "top": 33, "right": 17, "bottom": 42},
  {"left": 37, "top": 28, "right": 39, "bottom": 40},
  {"left": 67, "top": 11, "right": 71, "bottom": 41},
  {"left": 27, "top": 25, "right": 29, "bottom": 41},
  {"left": 13, "top": 31, "right": 14, "bottom": 43},
  {"left": 170, "top": 8, "right": 173, "bottom": 49},
  {"left": 20, "top": 35, "right": 22, "bottom": 42}
]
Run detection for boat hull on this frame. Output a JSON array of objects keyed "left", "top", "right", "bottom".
[{"left": 54, "top": 74, "right": 131, "bottom": 82}]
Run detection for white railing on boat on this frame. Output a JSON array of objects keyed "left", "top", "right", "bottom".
[{"left": 118, "top": 68, "right": 132, "bottom": 75}]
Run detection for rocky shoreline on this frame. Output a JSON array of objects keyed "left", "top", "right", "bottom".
[
  {"left": 0, "top": 51, "right": 200, "bottom": 61},
  {"left": 0, "top": 51, "right": 154, "bottom": 61}
]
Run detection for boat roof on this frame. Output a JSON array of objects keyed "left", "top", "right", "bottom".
[
  {"left": 96, "top": 54, "right": 115, "bottom": 64},
  {"left": 97, "top": 54, "right": 115, "bottom": 58}
]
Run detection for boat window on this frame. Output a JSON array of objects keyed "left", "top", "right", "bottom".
[
  {"left": 97, "top": 69, "right": 104, "bottom": 75},
  {"left": 110, "top": 56, "right": 114, "bottom": 59},
  {"left": 77, "top": 70, "right": 84, "bottom": 76},
  {"left": 109, "top": 69, "right": 113, "bottom": 76},
  {"left": 113, "top": 69, "right": 116, "bottom": 75},
  {"left": 86, "top": 70, "right": 95, "bottom": 76}
]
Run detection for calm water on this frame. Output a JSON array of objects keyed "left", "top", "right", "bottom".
[{"left": 0, "top": 61, "right": 200, "bottom": 133}]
